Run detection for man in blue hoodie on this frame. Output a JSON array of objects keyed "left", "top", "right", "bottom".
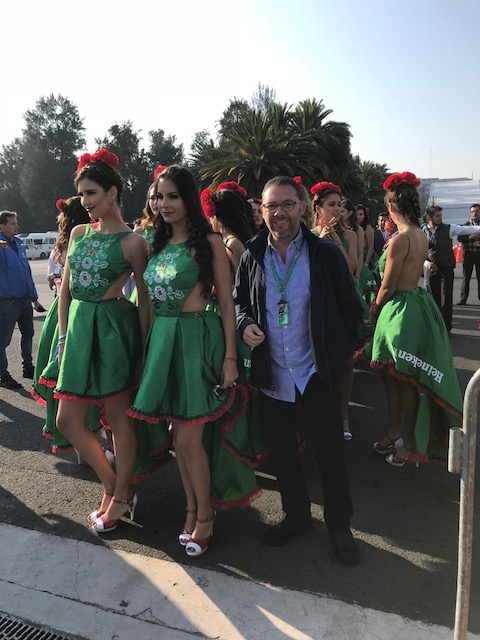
[{"left": 0, "top": 210, "right": 45, "bottom": 389}]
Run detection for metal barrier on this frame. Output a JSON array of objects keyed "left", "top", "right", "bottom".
[{"left": 449, "top": 367, "right": 480, "bottom": 640}]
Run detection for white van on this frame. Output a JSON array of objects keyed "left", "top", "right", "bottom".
[{"left": 24, "top": 232, "right": 58, "bottom": 260}]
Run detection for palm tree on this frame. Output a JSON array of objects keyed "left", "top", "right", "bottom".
[
  {"left": 189, "top": 95, "right": 353, "bottom": 196},
  {"left": 354, "top": 158, "right": 390, "bottom": 217}
]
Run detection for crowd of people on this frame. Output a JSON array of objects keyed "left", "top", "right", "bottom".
[{"left": 1, "top": 150, "right": 473, "bottom": 567}]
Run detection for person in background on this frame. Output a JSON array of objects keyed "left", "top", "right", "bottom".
[
  {"left": 248, "top": 197, "right": 266, "bottom": 232},
  {"left": 373, "top": 212, "right": 389, "bottom": 258},
  {"left": 47, "top": 247, "right": 63, "bottom": 297},
  {"left": 0, "top": 210, "right": 46, "bottom": 389},
  {"left": 370, "top": 172, "right": 462, "bottom": 467},
  {"left": 356, "top": 204, "right": 375, "bottom": 269},
  {"left": 457, "top": 203, "right": 480, "bottom": 305},
  {"left": 423, "top": 205, "right": 480, "bottom": 333},
  {"left": 235, "top": 175, "right": 363, "bottom": 566}
]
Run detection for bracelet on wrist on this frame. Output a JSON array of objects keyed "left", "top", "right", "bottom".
[
  {"left": 58, "top": 333, "right": 67, "bottom": 341},
  {"left": 224, "top": 356, "right": 237, "bottom": 361}
]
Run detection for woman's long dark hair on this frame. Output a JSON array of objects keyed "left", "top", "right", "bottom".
[
  {"left": 355, "top": 204, "right": 371, "bottom": 230},
  {"left": 313, "top": 187, "right": 346, "bottom": 237},
  {"left": 384, "top": 186, "right": 421, "bottom": 227},
  {"left": 213, "top": 189, "right": 256, "bottom": 245},
  {"left": 343, "top": 198, "right": 358, "bottom": 232},
  {"left": 54, "top": 196, "right": 91, "bottom": 262},
  {"left": 74, "top": 161, "right": 124, "bottom": 204},
  {"left": 151, "top": 165, "right": 215, "bottom": 298}
]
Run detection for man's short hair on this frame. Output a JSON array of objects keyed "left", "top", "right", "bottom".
[
  {"left": 425, "top": 205, "right": 442, "bottom": 219},
  {"left": 470, "top": 203, "right": 480, "bottom": 209},
  {"left": 0, "top": 210, "right": 17, "bottom": 225}
]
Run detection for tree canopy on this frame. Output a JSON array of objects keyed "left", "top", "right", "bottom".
[{"left": 0, "top": 88, "right": 389, "bottom": 230}]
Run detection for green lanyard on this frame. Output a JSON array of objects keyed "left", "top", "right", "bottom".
[
  {"left": 268, "top": 239, "right": 304, "bottom": 327},
  {"left": 268, "top": 239, "right": 304, "bottom": 300}
]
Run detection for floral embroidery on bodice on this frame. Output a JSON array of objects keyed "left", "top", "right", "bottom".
[
  {"left": 68, "top": 225, "right": 132, "bottom": 302},
  {"left": 144, "top": 242, "right": 199, "bottom": 317}
]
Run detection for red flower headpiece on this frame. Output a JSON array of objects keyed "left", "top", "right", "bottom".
[
  {"left": 310, "top": 181, "right": 342, "bottom": 197},
  {"left": 201, "top": 188, "right": 217, "bottom": 218},
  {"left": 216, "top": 181, "right": 248, "bottom": 199},
  {"left": 383, "top": 171, "right": 421, "bottom": 192},
  {"left": 76, "top": 148, "right": 119, "bottom": 174},
  {"left": 293, "top": 176, "right": 303, "bottom": 188},
  {"left": 153, "top": 165, "right": 167, "bottom": 180},
  {"left": 56, "top": 198, "right": 66, "bottom": 212}
]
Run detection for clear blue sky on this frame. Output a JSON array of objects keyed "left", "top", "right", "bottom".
[{"left": 2, "top": 0, "right": 479, "bottom": 181}]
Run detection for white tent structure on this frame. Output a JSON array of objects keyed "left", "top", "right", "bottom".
[{"left": 423, "top": 178, "right": 480, "bottom": 224}]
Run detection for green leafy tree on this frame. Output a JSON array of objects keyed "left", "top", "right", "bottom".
[
  {"left": 190, "top": 89, "right": 352, "bottom": 197},
  {"left": 4, "top": 94, "right": 87, "bottom": 231},
  {"left": 352, "top": 157, "right": 390, "bottom": 219},
  {"left": 0, "top": 140, "right": 34, "bottom": 229},
  {"left": 148, "top": 129, "right": 185, "bottom": 170},
  {"left": 95, "top": 122, "right": 150, "bottom": 222}
]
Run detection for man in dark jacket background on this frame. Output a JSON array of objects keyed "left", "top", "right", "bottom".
[
  {"left": 423, "top": 205, "right": 480, "bottom": 331},
  {"left": 234, "top": 176, "right": 363, "bottom": 566}
]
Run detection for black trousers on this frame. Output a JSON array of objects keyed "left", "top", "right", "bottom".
[
  {"left": 429, "top": 266, "right": 454, "bottom": 331},
  {"left": 460, "top": 251, "right": 480, "bottom": 302},
  {"left": 259, "top": 373, "right": 353, "bottom": 532}
]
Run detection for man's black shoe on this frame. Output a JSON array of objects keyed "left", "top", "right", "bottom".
[
  {"left": 22, "top": 366, "right": 34, "bottom": 379},
  {"left": 330, "top": 528, "right": 360, "bottom": 566},
  {"left": 457, "top": 299, "right": 467, "bottom": 306},
  {"left": 0, "top": 374, "right": 22, "bottom": 390},
  {"left": 262, "top": 516, "right": 313, "bottom": 547}
]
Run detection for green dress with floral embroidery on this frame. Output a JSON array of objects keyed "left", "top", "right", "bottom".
[
  {"left": 47, "top": 224, "right": 141, "bottom": 402},
  {"left": 129, "top": 242, "right": 261, "bottom": 508},
  {"left": 32, "top": 296, "right": 103, "bottom": 451}
]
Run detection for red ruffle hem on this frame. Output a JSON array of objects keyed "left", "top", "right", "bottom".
[{"left": 127, "top": 385, "right": 237, "bottom": 426}]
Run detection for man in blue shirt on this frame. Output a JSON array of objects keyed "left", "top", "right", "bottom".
[
  {"left": 235, "top": 176, "right": 364, "bottom": 566},
  {"left": 0, "top": 210, "right": 45, "bottom": 389}
]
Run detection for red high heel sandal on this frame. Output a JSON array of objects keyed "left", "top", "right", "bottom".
[
  {"left": 179, "top": 507, "right": 197, "bottom": 546},
  {"left": 185, "top": 511, "right": 215, "bottom": 557},
  {"left": 92, "top": 492, "right": 137, "bottom": 534},
  {"left": 87, "top": 492, "right": 113, "bottom": 523}
]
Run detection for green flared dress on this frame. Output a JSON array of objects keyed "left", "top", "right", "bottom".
[
  {"left": 311, "top": 230, "right": 373, "bottom": 356},
  {"left": 371, "top": 247, "right": 463, "bottom": 461},
  {"left": 129, "top": 242, "right": 261, "bottom": 508},
  {"left": 32, "top": 296, "right": 102, "bottom": 451},
  {"left": 40, "top": 224, "right": 141, "bottom": 403}
]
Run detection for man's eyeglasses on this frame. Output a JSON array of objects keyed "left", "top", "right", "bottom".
[{"left": 262, "top": 200, "right": 299, "bottom": 213}]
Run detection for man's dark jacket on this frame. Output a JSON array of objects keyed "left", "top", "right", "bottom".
[
  {"left": 423, "top": 223, "right": 455, "bottom": 269},
  {"left": 234, "top": 224, "right": 364, "bottom": 391}
]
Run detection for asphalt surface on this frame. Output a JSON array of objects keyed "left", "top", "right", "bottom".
[{"left": 1, "top": 259, "right": 480, "bottom": 637}]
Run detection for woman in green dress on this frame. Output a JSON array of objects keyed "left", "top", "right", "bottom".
[
  {"left": 370, "top": 171, "right": 462, "bottom": 466},
  {"left": 310, "top": 182, "right": 361, "bottom": 441},
  {"left": 54, "top": 149, "right": 151, "bottom": 532},
  {"left": 129, "top": 166, "right": 260, "bottom": 558},
  {"left": 32, "top": 196, "right": 108, "bottom": 457}
]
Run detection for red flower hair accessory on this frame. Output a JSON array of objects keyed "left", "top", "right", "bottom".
[
  {"left": 216, "top": 181, "right": 248, "bottom": 199},
  {"left": 153, "top": 165, "right": 167, "bottom": 180},
  {"left": 293, "top": 176, "right": 303, "bottom": 188},
  {"left": 310, "top": 181, "right": 342, "bottom": 197},
  {"left": 383, "top": 171, "right": 421, "bottom": 192},
  {"left": 56, "top": 199, "right": 66, "bottom": 212},
  {"left": 201, "top": 188, "right": 217, "bottom": 218},
  {"left": 76, "top": 148, "right": 120, "bottom": 174}
]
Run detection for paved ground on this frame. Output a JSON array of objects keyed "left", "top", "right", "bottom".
[{"left": 0, "top": 259, "right": 479, "bottom": 639}]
